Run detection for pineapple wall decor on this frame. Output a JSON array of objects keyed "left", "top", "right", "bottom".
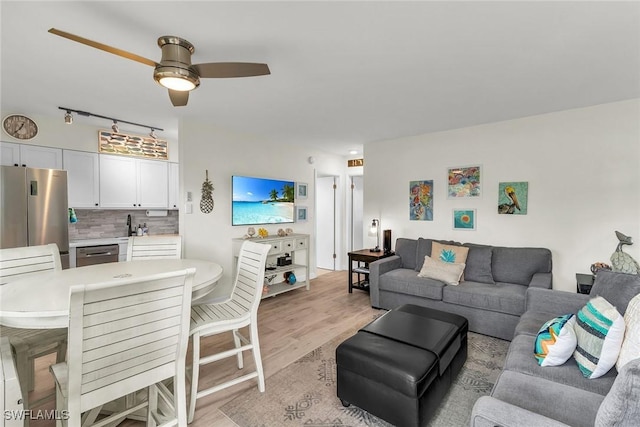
[{"left": 200, "top": 170, "right": 214, "bottom": 214}]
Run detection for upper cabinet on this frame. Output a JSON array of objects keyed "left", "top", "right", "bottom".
[
  {"left": 63, "top": 150, "right": 100, "bottom": 208},
  {"left": 168, "top": 162, "right": 179, "bottom": 210},
  {"left": 99, "top": 155, "right": 168, "bottom": 209},
  {"left": 0, "top": 142, "right": 62, "bottom": 169}
]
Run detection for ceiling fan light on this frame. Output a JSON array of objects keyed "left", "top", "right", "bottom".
[
  {"left": 159, "top": 76, "right": 196, "bottom": 91},
  {"left": 154, "top": 66, "right": 200, "bottom": 91}
]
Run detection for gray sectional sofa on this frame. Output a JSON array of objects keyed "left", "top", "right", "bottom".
[
  {"left": 471, "top": 270, "right": 640, "bottom": 427},
  {"left": 369, "top": 237, "right": 552, "bottom": 340}
]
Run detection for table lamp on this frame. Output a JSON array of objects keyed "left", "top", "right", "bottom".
[{"left": 370, "top": 219, "right": 381, "bottom": 252}]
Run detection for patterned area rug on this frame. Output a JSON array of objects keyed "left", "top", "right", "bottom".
[{"left": 220, "top": 327, "right": 509, "bottom": 427}]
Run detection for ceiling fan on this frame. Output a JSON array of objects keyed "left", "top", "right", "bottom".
[{"left": 48, "top": 28, "right": 270, "bottom": 107}]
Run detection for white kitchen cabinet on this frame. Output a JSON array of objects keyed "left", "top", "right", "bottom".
[
  {"left": 63, "top": 150, "right": 100, "bottom": 208},
  {"left": 0, "top": 142, "right": 20, "bottom": 166},
  {"left": 168, "top": 162, "right": 179, "bottom": 210},
  {"left": 0, "top": 142, "right": 62, "bottom": 169},
  {"left": 137, "top": 158, "right": 169, "bottom": 208},
  {"left": 99, "top": 154, "right": 168, "bottom": 209}
]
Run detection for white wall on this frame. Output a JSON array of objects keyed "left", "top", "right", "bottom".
[
  {"left": 178, "top": 118, "right": 348, "bottom": 297},
  {"left": 0, "top": 112, "right": 179, "bottom": 161},
  {"left": 364, "top": 99, "right": 640, "bottom": 292}
]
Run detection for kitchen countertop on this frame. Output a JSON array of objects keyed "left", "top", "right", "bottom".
[{"left": 69, "top": 237, "right": 130, "bottom": 248}]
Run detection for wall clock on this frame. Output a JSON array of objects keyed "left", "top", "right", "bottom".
[{"left": 2, "top": 114, "right": 39, "bottom": 140}]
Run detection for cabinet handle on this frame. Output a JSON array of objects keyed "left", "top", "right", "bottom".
[
  {"left": 14, "top": 163, "right": 18, "bottom": 167},
  {"left": 95, "top": 203, "right": 98, "bottom": 206}
]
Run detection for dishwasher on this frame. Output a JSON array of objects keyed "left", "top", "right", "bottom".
[{"left": 76, "top": 244, "right": 119, "bottom": 267}]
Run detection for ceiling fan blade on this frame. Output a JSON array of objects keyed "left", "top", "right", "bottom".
[
  {"left": 48, "top": 28, "right": 158, "bottom": 67},
  {"left": 169, "top": 90, "right": 189, "bottom": 107},
  {"left": 192, "top": 62, "right": 270, "bottom": 78}
]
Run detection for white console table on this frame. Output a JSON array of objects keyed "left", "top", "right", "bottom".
[{"left": 232, "top": 233, "right": 310, "bottom": 299}]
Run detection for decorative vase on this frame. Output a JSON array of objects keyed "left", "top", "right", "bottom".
[{"left": 247, "top": 227, "right": 256, "bottom": 237}]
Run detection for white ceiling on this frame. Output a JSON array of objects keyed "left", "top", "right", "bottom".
[{"left": 2, "top": 1, "right": 639, "bottom": 156}]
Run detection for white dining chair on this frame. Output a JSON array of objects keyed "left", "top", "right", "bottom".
[
  {"left": 49, "top": 267, "right": 196, "bottom": 427},
  {"left": 127, "top": 235, "right": 183, "bottom": 261},
  {"left": 0, "top": 244, "right": 68, "bottom": 410},
  {"left": 188, "top": 241, "right": 270, "bottom": 423},
  {"left": 1, "top": 336, "right": 24, "bottom": 427}
]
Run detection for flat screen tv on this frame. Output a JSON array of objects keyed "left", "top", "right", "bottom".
[{"left": 232, "top": 175, "right": 295, "bottom": 226}]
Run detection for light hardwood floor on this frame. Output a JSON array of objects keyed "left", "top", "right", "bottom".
[{"left": 29, "top": 270, "right": 380, "bottom": 427}]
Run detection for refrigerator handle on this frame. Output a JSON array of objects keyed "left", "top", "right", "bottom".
[{"left": 30, "top": 180, "right": 38, "bottom": 196}]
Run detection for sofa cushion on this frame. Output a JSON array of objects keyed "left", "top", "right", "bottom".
[
  {"left": 463, "top": 243, "right": 495, "bottom": 284},
  {"left": 417, "top": 255, "right": 465, "bottom": 285},
  {"left": 591, "top": 269, "right": 640, "bottom": 316},
  {"left": 442, "top": 281, "right": 526, "bottom": 316},
  {"left": 415, "top": 238, "right": 434, "bottom": 271},
  {"left": 379, "top": 268, "right": 445, "bottom": 300},
  {"left": 534, "top": 314, "right": 577, "bottom": 367},
  {"left": 617, "top": 294, "right": 640, "bottom": 371},
  {"left": 491, "top": 370, "right": 605, "bottom": 427},
  {"left": 595, "top": 357, "right": 640, "bottom": 427},
  {"left": 574, "top": 296, "right": 625, "bottom": 379},
  {"left": 491, "top": 247, "right": 552, "bottom": 286},
  {"left": 504, "top": 334, "right": 616, "bottom": 396},
  {"left": 515, "top": 310, "right": 561, "bottom": 337},
  {"left": 431, "top": 241, "right": 469, "bottom": 265},
  {"left": 395, "top": 238, "right": 418, "bottom": 270}
]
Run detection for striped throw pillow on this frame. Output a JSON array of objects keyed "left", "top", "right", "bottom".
[{"left": 573, "top": 296, "right": 626, "bottom": 379}]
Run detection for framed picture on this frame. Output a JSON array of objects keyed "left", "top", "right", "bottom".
[
  {"left": 453, "top": 209, "right": 476, "bottom": 230},
  {"left": 410, "top": 180, "right": 433, "bottom": 221},
  {"left": 296, "top": 182, "right": 308, "bottom": 199},
  {"left": 498, "top": 181, "right": 528, "bottom": 215},
  {"left": 447, "top": 165, "right": 481, "bottom": 198},
  {"left": 296, "top": 206, "right": 308, "bottom": 222}
]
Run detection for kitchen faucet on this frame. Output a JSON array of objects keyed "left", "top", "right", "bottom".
[{"left": 126, "top": 214, "right": 133, "bottom": 236}]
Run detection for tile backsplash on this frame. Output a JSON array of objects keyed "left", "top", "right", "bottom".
[{"left": 69, "top": 209, "right": 179, "bottom": 240}]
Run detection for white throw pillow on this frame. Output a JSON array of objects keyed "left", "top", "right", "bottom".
[
  {"left": 616, "top": 293, "right": 640, "bottom": 371},
  {"left": 417, "top": 255, "right": 465, "bottom": 286},
  {"left": 534, "top": 314, "right": 577, "bottom": 367}
]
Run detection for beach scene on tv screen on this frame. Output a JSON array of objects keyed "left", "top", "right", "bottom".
[{"left": 232, "top": 176, "right": 295, "bottom": 225}]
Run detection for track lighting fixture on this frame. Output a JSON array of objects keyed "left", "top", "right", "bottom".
[{"left": 58, "top": 107, "right": 163, "bottom": 137}]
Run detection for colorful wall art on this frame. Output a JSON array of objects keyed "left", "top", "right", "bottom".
[
  {"left": 410, "top": 180, "right": 433, "bottom": 221},
  {"left": 448, "top": 165, "right": 481, "bottom": 198},
  {"left": 453, "top": 209, "right": 476, "bottom": 230},
  {"left": 498, "top": 182, "right": 528, "bottom": 214}
]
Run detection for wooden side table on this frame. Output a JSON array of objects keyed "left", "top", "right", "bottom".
[
  {"left": 576, "top": 273, "right": 595, "bottom": 294},
  {"left": 348, "top": 249, "right": 394, "bottom": 293}
]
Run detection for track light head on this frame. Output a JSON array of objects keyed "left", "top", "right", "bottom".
[
  {"left": 111, "top": 120, "right": 119, "bottom": 133},
  {"left": 149, "top": 128, "right": 157, "bottom": 139},
  {"left": 64, "top": 110, "right": 73, "bottom": 124}
]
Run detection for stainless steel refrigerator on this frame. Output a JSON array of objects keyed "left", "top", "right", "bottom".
[{"left": 0, "top": 166, "right": 70, "bottom": 268}]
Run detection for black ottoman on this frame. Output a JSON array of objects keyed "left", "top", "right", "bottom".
[{"left": 336, "top": 304, "right": 468, "bottom": 427}]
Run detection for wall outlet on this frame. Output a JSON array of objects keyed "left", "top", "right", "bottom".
[{"left": 185, "top": 202, "right": 193, "bottom": 214}]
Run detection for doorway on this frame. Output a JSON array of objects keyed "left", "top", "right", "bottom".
[
  {"left": 350, "top": 175, "right": 364, "bottom": 252},
  {"left": 316, "top": 175, "right": 338, "bottom": 270}
]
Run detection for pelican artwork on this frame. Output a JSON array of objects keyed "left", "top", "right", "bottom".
[
  {"left": 610, "top": 231, "right": 640, "bottom": 275},
  {"left": 498, "top": 186, "right": 521, "bottom": 214}
]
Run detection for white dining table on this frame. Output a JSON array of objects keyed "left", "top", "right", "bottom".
[{"left": 0, "top": 259, "right": 223, "bottom": 329}]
